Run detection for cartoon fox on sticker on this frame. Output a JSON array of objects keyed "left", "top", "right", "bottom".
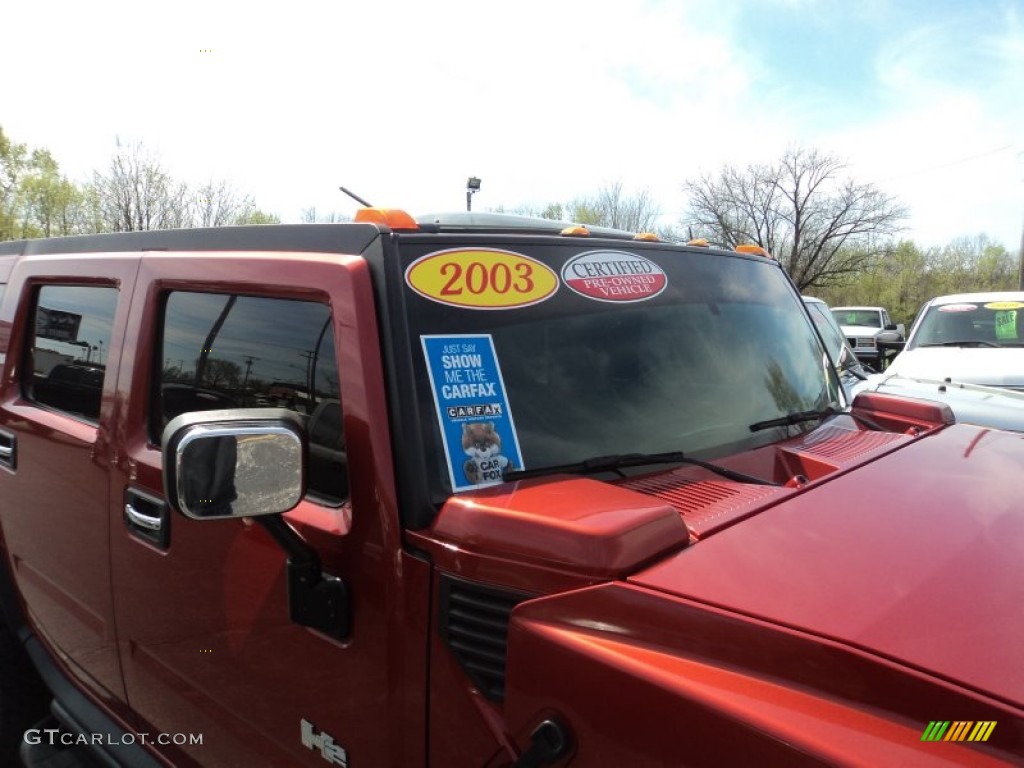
[{"left": 462, "top": 422, "right": 512, "bottom": 485}]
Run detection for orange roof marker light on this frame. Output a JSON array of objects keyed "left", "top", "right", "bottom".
[
  {"left": 736, "top": 243, "right": 773, "bottom": 259},
  {"left": 560, "top": 225, "right": 591, "bottom": 237},
  {"left": 633, "top": 232, "right": 660, "bottom": 242},
  {"left": 354, "top": 208, "right": 420, "bottom": 230},
  {"left": 687, "top": 238, "right": 710, "bottom": 247}
]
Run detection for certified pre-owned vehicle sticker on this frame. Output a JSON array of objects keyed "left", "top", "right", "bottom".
[
  {"left": 561, "top": 250, "right": 667, "bottom": 303},
  {"left": 405, "top": 248, "right": 558, "bottom": 309},
  {"left": 421, "top": 334, "right": 524, "bottom": 492}
]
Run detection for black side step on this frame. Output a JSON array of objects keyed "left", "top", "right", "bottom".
[
  {"left": 20, "top": 714, "right": 104, "bottom": 768},
  {"left": 23, "top": 635, "right": 161, "bottom": 768}
]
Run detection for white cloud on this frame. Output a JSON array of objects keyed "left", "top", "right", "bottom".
[{"left": 4, "top": 0, "right": 1022, "bottom": 249}]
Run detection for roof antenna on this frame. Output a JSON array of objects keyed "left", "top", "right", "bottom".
[{"left": 339, "top": 186, "right": 374, "bottom": 207}]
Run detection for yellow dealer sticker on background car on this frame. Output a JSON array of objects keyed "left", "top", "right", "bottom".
[
  {"left": 984, "top": 301, "right": 1024, "bottom": 310},
  {"left": 405, "top": 248, "right": 558, "bottom": 309}
]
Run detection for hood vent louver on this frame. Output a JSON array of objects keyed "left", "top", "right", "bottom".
[
  {"left": 795, "top": 424, "right": 906, "bottom": 461},
  {"left": 619, "top": 425, "right": 910, "bottom": 538},
  {"left": 438, "top": 575, "right": 533, "bottom": 702},
  {"left": 619, "top": 475, "right": 779, "bottom": 537}
]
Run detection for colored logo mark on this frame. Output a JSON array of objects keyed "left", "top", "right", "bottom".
[{"left": 921, "top": 721, "right": 996, "bottom": 742}]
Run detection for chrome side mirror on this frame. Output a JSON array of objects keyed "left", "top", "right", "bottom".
[{"left": 162, "top": 409, "right": 305, "bottom": 520}]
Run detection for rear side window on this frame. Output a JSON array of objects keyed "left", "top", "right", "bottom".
[
  {"left": 156, "top": 292, "right": 348, "bottom": 505},
  {"left": 27, "top": 285, "right": 118, "bottom": 422}
]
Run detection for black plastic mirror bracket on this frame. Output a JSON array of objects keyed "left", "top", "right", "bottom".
[{"left": 257, "top": 515, "right": 350, "bottom": 641}]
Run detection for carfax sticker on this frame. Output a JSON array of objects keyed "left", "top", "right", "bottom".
[
  {"left": 561, "top": 250, "right": 667, "bottom": 303},
  {"left": 405, "top": 248, "right": 558, "bottom": 309},
  {"left": 937, "top": 303, "right": 978, "bottom": 312},
  {"left": 421, "top": 334, "right": 523, "bottom": 491}
]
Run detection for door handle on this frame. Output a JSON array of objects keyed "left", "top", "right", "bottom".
[
  {"left": 0, "top": 429, "right": 16, "bottom": 471},
  {"left": 124, "top": 487, "right": 170, "bottom": 548},
  {"left": 124, "top": 503, "right": 162, "bottom": 531}
]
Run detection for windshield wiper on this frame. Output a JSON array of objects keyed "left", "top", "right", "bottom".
[
  {"left": 749, "top": 406, "right": 840, "bottom": 433},
  {"left": 503, "top": 451, "right": 778, "bottom": 486},
  {"left": 842, "top": 360, "right": 869, "bottom": 380},
  {"left": 919, "top": 340, "right": 1001, "bottom": 348}
]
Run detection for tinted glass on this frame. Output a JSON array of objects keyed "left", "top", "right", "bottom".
[
  {"left": 402, "top": 244, "right": 839, "bottom": 498},
  {"left": 911, "top": 302, "right": 1024, "bottom": 349},
  {"left": 832, "top": 309, "right": 881, "bottom": 328},
  {"left": 805, "top": 301, "right": 846, "bottom": 363},
  {"left": 29, "top": 285, "right": 117, "bottom": 422},
  {"left": 158, "top": 293, "right": 347, "bottom": 504}
]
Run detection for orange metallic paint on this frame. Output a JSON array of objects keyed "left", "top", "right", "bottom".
[
  {"left": 106, "top": 252, "right": 427, "bottom": 765},
  {"left": 505, "top": 583, "right": 1021, "bottom": 766}
]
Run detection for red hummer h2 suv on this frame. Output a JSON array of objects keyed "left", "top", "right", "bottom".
[{"left": 0, "top": 209, "right": 1020, "bottom": 766}]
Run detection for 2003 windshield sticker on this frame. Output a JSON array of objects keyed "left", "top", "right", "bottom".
[
  {"left": 406, "top": 248, "right": 559, "bottom": 309},
  {"left": 421, "top": 335, "right": 523, "bottom": 491}
]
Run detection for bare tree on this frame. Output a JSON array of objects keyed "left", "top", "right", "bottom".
[
  {"left": 301, "top": 206, "right": 349, "bottom": 223},
  {"left": 194, "top": 180, "right": 255, "bottom": 227},
  {"left": 92, "top": 139, "right": 192, "bottom": 232},
  {"left": 568, "top": 181, "right": 662, "bottom": 233},
  {"left": 684, "top": 147, "right": 907, "bottom": 290}
]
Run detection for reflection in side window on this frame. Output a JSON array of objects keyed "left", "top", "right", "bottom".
[
  {"left": 157, "top": 292, "right": 347, "bottom": 505},
  {"left": 28, "top": 285, "right": 118, "bottom": 422}
]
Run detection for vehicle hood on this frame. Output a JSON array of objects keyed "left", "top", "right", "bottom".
[
  {"left": 859, "top": 373, "right": 1024, "bottom": 431},
  {"left": 629, "top": 423, "right": 1024, "bottom": 707},
  {"left": 887, "top": 347, "right": 1024, "bottom": 387}
]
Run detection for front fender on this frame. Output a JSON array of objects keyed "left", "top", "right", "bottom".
[{"left": 503, "top": 583, "right": 1020, "bottom": 767}]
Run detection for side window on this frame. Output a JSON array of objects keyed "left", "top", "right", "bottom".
[
  {"left": 27, "top": 285, "right": 118, "bottom": 422},
  {"left": 805, "top": 302, "right": 845, "bottom": 363},
  {"left": 156, "top": 292, "right": 347, "bottom": 505}
]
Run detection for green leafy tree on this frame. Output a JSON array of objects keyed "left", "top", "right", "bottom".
[
  {"left": 0, "top": 127, "right": 28, "bottom": 240},
  {"left": 819, "top": 240, "right": 926, "bottom": 328},
  {"left": 234, "top": 209, "right": 280, "bottom": 225},
  {"left": 820, "top": 236, "right": 1018, "bottom": 330},
  {"left": 19, "top": 149, "right": 85, "bottom": 237}
]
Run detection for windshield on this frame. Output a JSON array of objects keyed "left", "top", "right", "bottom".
[
  {"left": 401, "top": 241, "right": 840, "bottom": 496},
  {"left": 832, "top": 308, "right": 881, "bottom": 328},
  {"left": 910, "top": 301, "right": 1024, "bottom": 349}
]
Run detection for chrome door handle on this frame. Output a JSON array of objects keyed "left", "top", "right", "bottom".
[
  {"left": 0, "top": 429, "right": 15, "bottom": 470},
  {"left": 124, "top": 503, "right": 162, "bottom": 531}
]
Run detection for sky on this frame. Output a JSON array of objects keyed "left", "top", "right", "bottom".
[{"left": 4, "top": 0, "right": 1024, "bottom": 249}]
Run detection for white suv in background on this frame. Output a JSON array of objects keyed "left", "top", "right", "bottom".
[
  {"left": 831, "top": 306, "right": 904, "bottom": 368},
  {"left": 804, "top": 296, "right": 1024, "bottom": 431},
  {"left": 887, "top": 291, "right": 1024, "bottom": 390}
]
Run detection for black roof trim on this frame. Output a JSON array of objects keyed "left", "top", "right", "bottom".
[{"left": 0, "top": 223, "right": 383, "bottom": 258}]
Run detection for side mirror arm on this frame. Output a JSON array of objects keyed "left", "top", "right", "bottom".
[{"left": 258, "top": 516, "right": 350, "bottom": 641}]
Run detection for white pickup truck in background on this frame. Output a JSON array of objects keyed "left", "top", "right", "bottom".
[{"left": 830, "top": 305, "right": 904, "bottom": 369}]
